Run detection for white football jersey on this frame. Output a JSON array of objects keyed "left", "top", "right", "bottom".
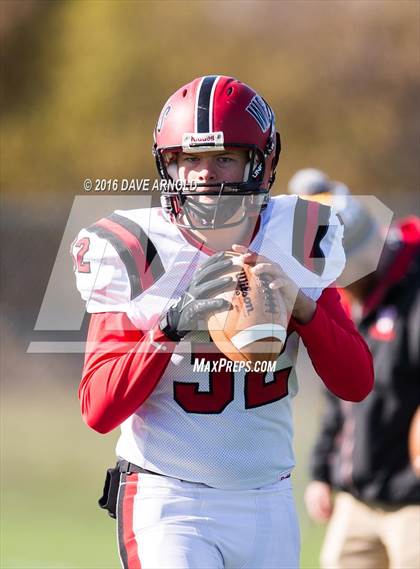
[{"left": 73, "top": 195, "right": 344, "bottom": 489}]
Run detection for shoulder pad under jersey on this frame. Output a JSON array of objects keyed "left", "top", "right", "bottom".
[
  {"left": 253, "top": 195, "right": 345, "bottom": 293},
  {"left": 71, "top": 211, "right": 165, "bottom": 313}
]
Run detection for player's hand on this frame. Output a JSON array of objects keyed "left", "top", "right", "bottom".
[
  {"left": 160, "top": 252, "right": 236, "bottom": 341},
  {"left": 232, "top": 244, "right": 316, "bottom": 324},
  {"left": 304, "top": 481, "right": 334, "bottom": 523}
]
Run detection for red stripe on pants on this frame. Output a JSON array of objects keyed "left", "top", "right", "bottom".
[{"left": 121, "top": 473, "right": 141, "bottom": 569}]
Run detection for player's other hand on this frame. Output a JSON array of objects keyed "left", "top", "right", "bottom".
[
  {"left": 232, "top": 244, "right": 316, "bottom": 324},
  {"left": 159, "top": 252, "right": 236, "bottom": 341},
  {"left": 304, "top": 481, "right": 334, "bottom": 523}
]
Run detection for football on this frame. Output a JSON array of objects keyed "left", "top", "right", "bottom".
[{"left": 207, "top": 253, "right": 288, "bottom": 363}]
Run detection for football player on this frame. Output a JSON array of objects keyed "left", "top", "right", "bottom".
[{"left": 72, "top": 76, "right": 374, "bottom": 569}]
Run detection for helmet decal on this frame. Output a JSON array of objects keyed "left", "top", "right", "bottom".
[
  {"left": 252, "top": 161, "right": 263, "bottom": 179},
  {"left": 156, "top": 105, "right": 171, "bottom": 133},
  {"left": 246, "top": 95, "right": 273, "bottom": 133}
]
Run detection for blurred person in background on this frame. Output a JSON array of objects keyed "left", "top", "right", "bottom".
[{"left": 289, "top": 169, "right": 420, "bottom": 569}]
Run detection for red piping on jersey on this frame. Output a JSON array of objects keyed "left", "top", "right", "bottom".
[{"left": 95, "top": 217, "right": 154, "bottom": 292}]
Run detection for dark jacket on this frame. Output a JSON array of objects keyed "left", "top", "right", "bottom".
[{"left": 310, "top": 217, "right": 420, "bottom": 505}]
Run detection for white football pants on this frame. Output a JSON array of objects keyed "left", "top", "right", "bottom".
[{"left": 116, "top": 471, "right": 300, "bottom": 569}]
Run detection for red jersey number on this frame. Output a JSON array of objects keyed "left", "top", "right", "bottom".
[
  {"left": 244, "top": 367, "right": 292, "bottom": 409},
  {"left": 73, "top": 237, "right": 91, "bottom": 273},
  {"left": 174, "top": 344, "right": 291, "bottom": 414},
  {"left": 174, "top": 350, "right": 234, "bottom": 414}
]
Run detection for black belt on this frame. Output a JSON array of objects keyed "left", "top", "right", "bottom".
[
  {"left": 118, "top": 460, "right": 291, "bottom": 487},
  {"left": 118, "top": 460, "right": 211, "bottom": 486},
  {"left": 118, "top": 460, "right": 164, "bottom": 477}
]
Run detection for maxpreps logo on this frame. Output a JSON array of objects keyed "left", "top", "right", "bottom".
[
  {"left": 182, "top": 131, "right": 225, "bottom": 152},
  {"left": 193, "top": 358, "right": 276, "bottom": 374}
]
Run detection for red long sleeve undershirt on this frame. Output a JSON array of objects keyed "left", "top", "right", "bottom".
[
  {"left": 79, "top": 315, "right": 174, "bottom": 434},
  {"left": 79, "top": 287, "right": 373, "bottom": 434},
  {"left": 290, "top": 286, "right": 373, "bottom": 401}
]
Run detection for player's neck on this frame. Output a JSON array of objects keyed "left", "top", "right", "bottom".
[{"left": 189, "top": 217, "right": 257, "bottom": 252}]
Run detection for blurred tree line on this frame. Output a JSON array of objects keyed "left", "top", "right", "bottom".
[{"left": 1, "top": 0, "right": 419, "bottom": 207}]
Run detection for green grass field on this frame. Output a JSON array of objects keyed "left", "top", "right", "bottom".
[{"left": 2, "top": 380, "right": 325, "bottom": 568}]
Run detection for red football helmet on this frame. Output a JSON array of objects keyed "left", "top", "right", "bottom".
[{"left": 153, "top": 75, "right": 281, "bottom": 230}]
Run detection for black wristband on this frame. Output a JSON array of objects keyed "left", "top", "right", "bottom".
[{"left": 158, "top": 310, "right": 186, "bottom": 342}]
